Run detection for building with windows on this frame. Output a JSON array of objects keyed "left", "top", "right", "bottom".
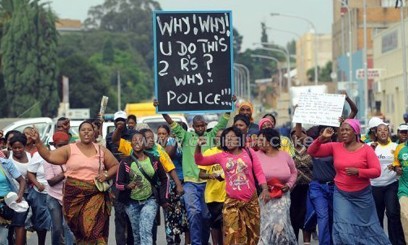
[
  {"left": 332, "top": 0, "right": 400, "bottom": 124},
  {"left": 372, "top": 18, "right": 408, "bottom": 130}
]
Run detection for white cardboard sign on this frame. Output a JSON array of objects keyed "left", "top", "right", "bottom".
[{"left": 292, "top": 92, "right": 346, "bottom": 127}]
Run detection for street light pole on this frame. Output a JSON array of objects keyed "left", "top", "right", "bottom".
[
  {"left": 233, "top": 66, "right": 242, "bottom": 98},
  {"left": 265, "top": 27, "right": 306, "bottom": 85},
  {"left": 270, "top": 13, "right": 318, "bottom": 85},
  {"left": 254, "top": 43, "right": 291, "bottom": 90},
  {"left": 363, "top": 0, "right": 369, "bottom": 121},
  {"left": 117, "top": 70, "right": 121, "bottom": 111},
  {"left": 338, "top": 0, "right": 354, "bottom": 104},
  {"left": 234, "top": 63, "right": 251, "bottom": 100},
  {"left": 251, "top": 54, "right": 283, "bottom": 94}
]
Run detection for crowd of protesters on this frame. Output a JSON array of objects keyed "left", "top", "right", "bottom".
[{"left": 1, "top": 93, "right": 408, "bottom": 245}]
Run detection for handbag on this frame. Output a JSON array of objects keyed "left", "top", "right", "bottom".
[
  {"left": 94, "top": 145, "right": 113, "bottom": 192},
  {"left": 0, "top": 199, "right": 13, "bottom": 221}
]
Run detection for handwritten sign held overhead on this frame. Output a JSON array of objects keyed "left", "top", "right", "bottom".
[
  {"left": 153, "top": 11, "right": 234, "bottom": 113},
  {"left": 292, "top": 92, "right": 346, "bottom": 127}
]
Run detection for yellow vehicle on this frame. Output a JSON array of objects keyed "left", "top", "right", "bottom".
[{"left": 124, "top": 102, "right": 157, "bottom": 118}]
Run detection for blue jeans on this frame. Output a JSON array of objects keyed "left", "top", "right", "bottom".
[
  {"left": 372, "top": 181, "right": 406, "bottom": 245},
  {"left": 125, "top": 197, "right": 158, "bottom": 245},
  {"left": 114, "top": 200, "right": 134, "bottom": 245},
  {"left": 309, "top": 181, "right": 334, "bottom": 245},
  {"left": 183, "top": 182, "right": 210, "bottom": 245},
  {"left": 46, "top": 195, "right": 74, "bottom": 245}
]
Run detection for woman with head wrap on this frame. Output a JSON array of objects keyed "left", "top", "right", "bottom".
[
  {"left": 307, "top": 119, "right": 391, "bottom": 244},
  {"left": 238, "top": 102, "right": 259, "bottom": 136}
]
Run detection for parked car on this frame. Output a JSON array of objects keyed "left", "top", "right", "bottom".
[
  {"left": 2, "top": 117, "right": 54, "bottom": 142},
  {"left": 3, "top": 117, "right": 83, "bottom": 144},
  {"left": 101, "top": 115, "right": 190, "bottom": 140},
  {"left": 138, "top": 115, "right": 189, "bottom": 132}
]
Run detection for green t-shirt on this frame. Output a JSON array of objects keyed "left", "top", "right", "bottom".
[
  {"left": 394, "top": 142, "right": 408, "bottom": 198},
  {"left": 129, "top": 157, "right": 154, "bottom": 201},
  {"left": 170, "top": 113, "right": 230, "bottom": 183}
]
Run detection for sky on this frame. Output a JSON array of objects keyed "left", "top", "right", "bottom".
[{"left": 49, "top": 0, "right": 333, "bottom": 50}]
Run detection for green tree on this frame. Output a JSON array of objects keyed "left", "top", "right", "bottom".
[
  {"left": 261, "top": 22, "right": 268, "bottom": 44},
  {"left": 286, "top": 39, "right": 296, "bottom": 55},
  {"left": 306, "top": 61, "right": 333, "bottom": 82},
  {"left": 233, "top": 28, "right": 243, "bottom": 59},
  {"left": 102, "top": 39, "right": 114, "bottom": 64},
  {"left": 58, "top": 54, "right": 111, "bottom": 114},
  {"left": 1, "top": 0, "right": 59, "bottom": 117}
]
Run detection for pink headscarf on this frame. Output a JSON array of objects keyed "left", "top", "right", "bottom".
[
  {"left": 343, "top": 119, "right": 361, "bottom": 140},
  {"left": 259, "top": 118, "right": 273, "bottom": 130}
]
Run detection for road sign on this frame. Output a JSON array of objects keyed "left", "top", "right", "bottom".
[{"left": 356, "top": 69, "right": 382, "bottom": 80}]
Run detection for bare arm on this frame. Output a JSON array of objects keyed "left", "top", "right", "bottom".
[
  {"left": 100, "top": 147, "right": 119, "bottom": 181},
  {"left": 346, "top": 96, "right": 358, "bottom": 119},
  {"left": 112, "top": 121, "right": 126, "bottom": 146},
  {"left": 47, "top": 173, "right": 65, "bottom": 187},
  {"left": 340, "top": 90, "right": 358, "bottom": 119},
  {"left": 162, "top": 114, "right": 174, "bottom": 125},
  {"left": 15, "top": 176, "right": 26, "bottom": 202},
  {"left": 165, "top": 144, "right": 177, "bottom": 158},
  {"left": 27, "top": 172, "right": 45, "bottom": 192},
  {"left": 168, "top": 169, "right": 184, "bottom": 195},
  {"left": 35, "top": 141, "right": 70, "bottom": 165}
]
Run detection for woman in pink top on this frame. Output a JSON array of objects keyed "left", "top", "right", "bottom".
[
  {"left": 195, "top": 126, "right": 270, "bottom": 245},
  {"left": 29, "top": 120, "right": 119, "bottom": 245},
  {"left": 256, "top": 128, "right": 297, "bottom": 245},
  {"left": 307, "top": 119, "right": 391, "bottom": 244}
]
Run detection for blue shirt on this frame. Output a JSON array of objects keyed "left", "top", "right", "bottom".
[
  {"left": 167, "top": 137, "right": 183, "bottom": 180},
  {"left": 0, "top": 158, "right": 22, "bottom": 196},
  {"left": 312, "top": 156, "right": 336, "bottom": 182},
  {"left": 0, "top": 170, "right": 9, "bottom": 197}
]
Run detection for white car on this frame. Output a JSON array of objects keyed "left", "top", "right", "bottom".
[
  {"left": 102, "top": 115, "right": 189, "bottom": 139},
  {"left": 2, "top": 117, "right": 54, "bottom": 142},
  {"left": 138, "top": 115, "right": 189, "bottom": 132},
  {"left": 3, "top": 117, "right": 83, "bottom": 144}
]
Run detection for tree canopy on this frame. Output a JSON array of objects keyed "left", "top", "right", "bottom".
[{"left": 1, "top": 0, "right": 59, "bottom": 117}]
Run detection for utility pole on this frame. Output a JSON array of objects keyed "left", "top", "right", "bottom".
[{"left": 117, "top": 71, "right": 121, "bottom": 111}]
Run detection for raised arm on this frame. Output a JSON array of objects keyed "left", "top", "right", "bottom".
[
  {"left": 153, "top": 99, "right": 175, "bottom": 125},
  {"left": 209, "top": 112, "right": 231, "bottom": 137},
  {"left": 162, "top": 114, "right": 175, "bottom": 125},
  {"left": 112, "top": 120, "right": 126, "bottom": 146},
  {"left": 194, "top": 139, "right": 220, "bottom": 166},
  {"left": 307, "top": 128, "right": 335, "bottom": 157},
  {"left": 346, "top": 95, "right": 358, "bottom": 119},
  {"left": 30, "top": 128, "right": 70, "bottom": 165}
]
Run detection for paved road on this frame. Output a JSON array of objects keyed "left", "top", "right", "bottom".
[
  {"left": 27, "top": 210, "right": 320, "bottom": 244},
  {"left": 27, "top": 209, "right": 168, "bottom": 245}
]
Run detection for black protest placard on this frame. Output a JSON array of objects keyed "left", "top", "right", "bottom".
[{"left": 153, "top": 11, "right": 234, "bottom": 113}]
